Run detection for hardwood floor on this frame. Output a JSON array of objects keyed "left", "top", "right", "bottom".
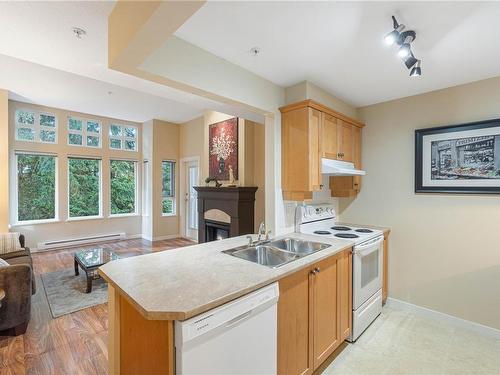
[{"left": 0, "top": 237, "right": 195, "bottom": 375}]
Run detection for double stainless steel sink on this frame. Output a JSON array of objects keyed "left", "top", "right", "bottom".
[{"left": 222, "top": 238, "right": 330, "bottom": 268}]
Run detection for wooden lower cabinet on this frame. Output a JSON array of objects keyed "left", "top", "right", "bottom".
[{"left": 278, "top": 248, "right": 352, "bottom": 375}]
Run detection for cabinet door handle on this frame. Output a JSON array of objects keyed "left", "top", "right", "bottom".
[{"left": 315, "top": 267, "right": 320, "bottom": 273}]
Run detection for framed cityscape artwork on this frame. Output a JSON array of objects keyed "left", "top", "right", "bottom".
[
  {"left": 208, "top": 117, "right": 238, "bottom": 181},
  {"left": 415, "top": 119, "right": 500, "bottom": 194}
]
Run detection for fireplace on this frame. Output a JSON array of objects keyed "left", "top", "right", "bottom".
[
  {"left": 194, "top": 186, "right": 258, "bottom": 243},
  {"left": 205, "top": 220, "right": 230, "bottom": 241}
]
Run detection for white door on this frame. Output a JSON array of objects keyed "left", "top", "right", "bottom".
[{"left": 185, "top": 161, "right": 199, "bottom": 241}]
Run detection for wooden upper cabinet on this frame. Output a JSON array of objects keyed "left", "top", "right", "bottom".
[
  {"left": 280, "top": 100, "right": 364, "bottom": 200},
  {"left": 320, "top": 113, "right": 339, "bottom": 159},
  {"left": 339, "top": 120, "right": 354, "bottom": 162}
]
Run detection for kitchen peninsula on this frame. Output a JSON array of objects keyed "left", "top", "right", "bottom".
[{"left": 99, "top": 233, "right": 355, "bottom": 375}]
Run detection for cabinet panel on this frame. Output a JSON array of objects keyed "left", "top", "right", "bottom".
[
  {"left": 309, "top": 108, "right": 322, "bottom": 190},
  {"left": 338, "top": 250, "right": 352, "bottom": 340},
  {"left": 278, "top": 268, "right": 313, "bottom": 375},
  {"left": 339, "top": 120, "right": 354, "bottom": 162},
  {"left": 353, "top": 126, "right": 362, "bottom": 192},
  {"left": 321, "top": 113, "right": 339, "bottom": 160},
  {"left": 312, "top": 255, "right": 339, "bottom": 370}
]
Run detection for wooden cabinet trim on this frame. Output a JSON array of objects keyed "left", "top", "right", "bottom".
[{"left": 279, "top": 100, "right": 365, "bottom": 129}]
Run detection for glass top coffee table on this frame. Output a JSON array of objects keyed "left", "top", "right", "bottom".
[{"left": 74, "top": 248, "right": 119, "bottom": 293}]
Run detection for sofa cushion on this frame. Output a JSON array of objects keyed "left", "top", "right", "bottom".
[
  {"left": 1, "top": 249, "right": 31, "bottom": 261},
  {"left": 4, "top": 255, "right": 36, "bottom": 294},
  {"left": 0, "top": 233, "right": 22, "bottom": 255},
  {"left": 0, "top": 258, "right": 9, "bottom": 267}
]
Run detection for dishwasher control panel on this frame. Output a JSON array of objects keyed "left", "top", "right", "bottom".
[{"left": 175, "top": 282, "right": 279, "bottom": 344}]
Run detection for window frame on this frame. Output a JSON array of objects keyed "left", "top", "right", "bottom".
[
  {"left": 161, "top": 160, "right": 176, "bottom": 217},
  {"left": 67, "top": 156, "right": 103, "bottom": 221},
  {"left": 109, "top": 159, "right": 139, "bottom": 217},
  {"left": 109, "top": 124, "right": 138, "bottom": 152},
  {"left": 15, "top": 109, "right": 58, "bottom": 144},
  {"left": 12, "top": 152, "right": 59, "bottom": 225},
  {"left": 67, "top": 116, "right": 102, "bottom": 149}
]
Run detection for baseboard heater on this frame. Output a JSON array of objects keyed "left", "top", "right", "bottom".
[{"left": 37, "top": 232, "right": 126, "bottom": 251}]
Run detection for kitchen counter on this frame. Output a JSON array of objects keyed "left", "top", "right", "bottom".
[{"left": 99, "top": 232, "right": 353, "bottom": 321}]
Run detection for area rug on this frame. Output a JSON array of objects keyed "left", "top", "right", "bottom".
[{"left": 41, "top": 268, "right": 108, "bottom": 318}]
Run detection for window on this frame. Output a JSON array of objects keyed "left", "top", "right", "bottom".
[
  {"left": 162, "top": 161, "right": 175, "bottom": 216},
  {"left": 16, "top": 153, "right": 57, "bottom": 222},
  {"left": 15, "top": 109, "right": 57, "bottom": 143},
  {"left": 110, "top": 160, "right": 137, "bottom": 215},
  {"left": 68, "top": 117, "right": 101, "bottom": 148},
  {"left": 68, "top": 157, "right": 101, "bottom": 218},
  {"left": 109, "top": 124, "right": 138, "bottom": 151}
]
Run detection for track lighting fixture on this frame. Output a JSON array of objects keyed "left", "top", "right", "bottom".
[
  {"left": 384, "top": 15, "right": 422, "bottom": 77},
  {"left": 410, "top": 60, "right": 422, "bottom": 77},
  {"left": 384, "top": 16, "right": 405, "bottom": 46}
]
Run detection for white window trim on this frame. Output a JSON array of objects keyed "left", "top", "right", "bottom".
[
  {"left": 67, "top": 116, "right": 102, "bottom": 149},
  {"left": 109, "top": 124, "right": 138, "bottom": 151},
  {"left": 15, "top": 109, "right": 58, "bottom": 144},
  {"left": 161, "top": 160, "right": 176, "bottom": 217},
  {"left": 67, "top": 157, "right": 103, "bottom": 220},
  {"left": 109, "top": 159, "right": 139, "bottom": 217},
  {"left": 11, "top": 152, "right": 59, "bottom": 225}
]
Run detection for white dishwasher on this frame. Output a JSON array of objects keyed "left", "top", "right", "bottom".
[{"left": 175, "top": 282, "right": 279, "bottom": 375}]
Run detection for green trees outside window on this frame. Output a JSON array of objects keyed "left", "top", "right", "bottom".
[
  {"left": 69, "top": 158, "right": 100, "bottom": 217},
  {"left": 162, "top": 161, "right": 175, "bottom": 215},
  {"left": 17, "top": 154, "right": 56, "bottom": 221},
  {"left": 110, "top": 160, "right": 137, "bottom": 215}
]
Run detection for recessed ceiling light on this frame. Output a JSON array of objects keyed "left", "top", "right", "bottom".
[
  {"left": 72, "top": 27, "right": 87, "bottom": 39},
  {"left": 250, "top": 47, "right": 260, "bottom": 56}
]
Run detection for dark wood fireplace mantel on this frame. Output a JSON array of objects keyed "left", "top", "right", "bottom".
[{"left": 194, "top": 186, "right": 258, "bottom": 243}]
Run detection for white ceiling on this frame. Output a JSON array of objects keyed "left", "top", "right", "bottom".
[
  {"left": 176, "top": 1, "right": 500, "bottom": 107},
  {"left": 0, "top": 1, "right": 232, "bottom": 123}
]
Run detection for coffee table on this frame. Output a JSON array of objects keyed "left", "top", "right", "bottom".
[{"left": 74, "top": 248, "right": 119, "bottom": 293}]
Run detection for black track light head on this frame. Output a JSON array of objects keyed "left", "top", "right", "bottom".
[{"left": 410, "top": 60, "right": 422, "bottom": 77}]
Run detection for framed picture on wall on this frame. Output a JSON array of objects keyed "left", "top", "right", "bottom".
[
  {"left": 208, "top": 117, "right": 238, "bottom": 181},
  {"left": 415, "top": 118, "right": 500, "bottom": 194}
]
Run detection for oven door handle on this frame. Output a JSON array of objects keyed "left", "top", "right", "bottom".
[{"left": 354, "top": 237, "right": 383, "bottom": 257}]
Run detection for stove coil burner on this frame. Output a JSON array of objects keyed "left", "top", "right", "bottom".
[
  {"left": 331, "top": 226, "right": 351, "bottom": 231},
  {"left": 355, "top": 228, "right": 373, "bottom": 233},
  {"left": 314, "top": 230, "right": 331, "bottom": 235},
  {"left": 335, "top": 233, "right": 359, "bottom": 239}
]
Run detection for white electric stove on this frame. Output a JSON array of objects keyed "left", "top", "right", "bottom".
[{"left": 295, "top": 203, "right": 384, "bottom": 342}]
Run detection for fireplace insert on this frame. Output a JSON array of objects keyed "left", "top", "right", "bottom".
[{"left": 205, "top": 220, "right": 230, "bottom": 242}]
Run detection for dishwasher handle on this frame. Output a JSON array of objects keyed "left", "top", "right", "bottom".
[{"left": 225, "top": 310, "right": 253, "bottom": 328}]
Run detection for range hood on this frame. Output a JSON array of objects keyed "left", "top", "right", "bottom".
[{"left": 321, "top": 158, "right": 366, "bottom": 176}]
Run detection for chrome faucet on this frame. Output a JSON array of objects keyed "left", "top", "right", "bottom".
[{"left": 257, "top": 222, "right": 266, "bottom": 242}]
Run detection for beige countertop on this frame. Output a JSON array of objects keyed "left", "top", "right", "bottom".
[{"left": 99, "top": 232, "right": 354, "bottom": 321}]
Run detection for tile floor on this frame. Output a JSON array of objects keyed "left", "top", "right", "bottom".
[{"left": 323, "top": 305, "right": 500, "bottom": 375}]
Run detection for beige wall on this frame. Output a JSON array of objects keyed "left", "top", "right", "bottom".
[
  {"left": 152, "top": 120, "right": 180, "bottom": 239},
  {"left": 284, "top": 81, "right": 359, "bottom": 120},
  {"left": 178, "top": 111, "right": 266, "bottom": 233},
  {"left": 8, "top": 101, "right": 142, "bottom": 248},
  {"left": 0, "top": 90, "right": 8, "bottom": 232},
  {"left": 340, "top": 76, "right": 500, "bottom": 330}
]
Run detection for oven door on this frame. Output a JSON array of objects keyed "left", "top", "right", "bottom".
[{"left": 353, "top": 236, "right": 383, "bottom": 310}]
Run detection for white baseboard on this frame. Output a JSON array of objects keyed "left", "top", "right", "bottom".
[
  {"left": 387, "top": 297, "right": 500, "bottom": 339},
  {"left": 31, "top": 233, "right": 143, "bottom": 252}
]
